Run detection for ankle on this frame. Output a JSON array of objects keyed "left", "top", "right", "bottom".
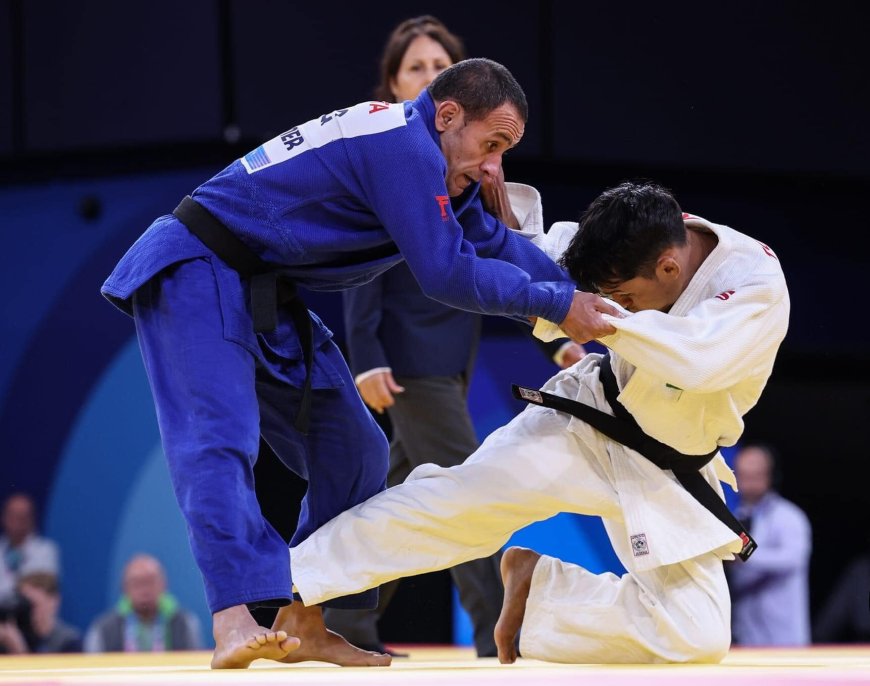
[
  {"left": 274, "top": 602, "right": 323, "bottom": 633},
  {"left": 213, "top": 604, "right": 255, "bottom": 637}
]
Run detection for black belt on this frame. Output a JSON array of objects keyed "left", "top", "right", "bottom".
[
  {"left": 512, "top": 353, "right": 756, "bottom": 561},
  {"left": 172, "top": 195, "right": 313, "bottom": 434}
]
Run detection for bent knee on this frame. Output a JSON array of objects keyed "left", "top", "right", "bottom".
[{"left": 678, "top": 622, "right": 730, "bottom": 663}]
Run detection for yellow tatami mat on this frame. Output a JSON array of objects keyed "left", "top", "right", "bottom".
[{"left": 1, "top": 645, "right": 868, "bottom": 685}]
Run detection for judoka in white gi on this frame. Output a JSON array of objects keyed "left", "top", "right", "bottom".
[{"left": 289, "top": 181, "right": 790, "bottom": 664}]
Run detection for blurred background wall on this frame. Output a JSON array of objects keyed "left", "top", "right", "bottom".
[{"left": 1, "top": 0, "right": 867, "bottom": 646}]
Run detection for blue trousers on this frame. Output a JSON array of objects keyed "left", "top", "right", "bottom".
[{"left": 132, "top": 258, "right": 387, "bottom": 613}]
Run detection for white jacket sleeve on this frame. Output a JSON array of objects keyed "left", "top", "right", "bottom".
[{"left": 600, "top": 277, "right": 789, "bottom": 393}]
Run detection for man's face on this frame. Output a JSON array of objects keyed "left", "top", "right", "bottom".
[
  {"left": 597, "top": 273, "right": 679, "bottom": 313},
  {"left": 123, "top": 558, "right": 166, "bottom": 618},
  {"left": 2, "top": 496, "right": 35, "bottom": 545},
  {"left": 437, "top": 102, "right": 524, "bottom": 197},
  {"left": 390, "top": 34, "right": 452, "bottom": 102},
  {"left": 735, "top": 448, "right": 773, "bottom": 505}
]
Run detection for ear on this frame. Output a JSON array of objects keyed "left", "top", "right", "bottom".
[
  {"left": 655, "top": 251, "right": 682, "bottom": 282},
  {"left": 434, "top": 100, "right": 461, "bottom": 133}
]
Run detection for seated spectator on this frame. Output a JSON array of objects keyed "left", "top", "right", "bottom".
[
  {"left": 0, "top": 572, "right": 81, "bottom": 654},
  {"left": 813, "top": 541, "right": 870, "bottom": 643},
  {"left": 727, "top": 443, "right": 812, "bottom": 646},
  {"left": 0, "top": 493, "right": 60, "bottom": 607},
  {"left": 84, "top": 554, "right": 202, "bottom": 652}
]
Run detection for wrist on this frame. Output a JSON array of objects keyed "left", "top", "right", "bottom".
[{"left": 354, "top": 367, "right": 391, "bottom": 386}]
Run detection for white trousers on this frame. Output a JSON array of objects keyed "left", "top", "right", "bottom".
[{"left": 291, "top": 365, "right": 732, "bottom": 663}]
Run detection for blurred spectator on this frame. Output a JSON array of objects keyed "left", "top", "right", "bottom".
[
  {"left": 84, "top": 554, "right": 202, "bottom": 652},
  {"left": 0, "top": 572, "right": 81, "bottom": 654},
  {"left": 727, "top": 443, "right": 812, "bottom": 645},
  {"left": 0, "top": 493, "right": 60, "bottom": 607},
  {"left": 813, "top": 539, "right": 870, "bottom": 643}
]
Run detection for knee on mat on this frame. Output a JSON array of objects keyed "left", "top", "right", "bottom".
[{"left": 681, "top": 622, "right": 730, "bottom": 663}]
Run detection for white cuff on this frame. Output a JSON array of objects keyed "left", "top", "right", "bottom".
[
  {"left": 535, "top": 221, "right": 579, "bottom": 262},
  {"left": 354, "top": 367, "right": 391, "bottom": 385},
  {"left": 505, "top": 182, "right": 544, "bottom": 240},
  {"left": 533, "top": 317, "right": 568, "bottom": 342},
  {"left": 551, "top": 341, "right": 576, "bottom": 367}
]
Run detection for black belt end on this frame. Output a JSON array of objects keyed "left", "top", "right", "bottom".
[
  {"left": 512, "top": 384, "right": 544, "bottom": 405},
  {"left": 737, "top": 532, "right": 758, "bottom": 561}
]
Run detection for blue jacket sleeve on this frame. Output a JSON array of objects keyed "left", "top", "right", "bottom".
[
  {"left": 455, "top": 192, "right": 574, "bottom": 284},
  {"left": 347, "top": 126, "right": 574, "bottom": 324},
  {"left": 342, "top": 276, "right": 388, "bottom": 377}
]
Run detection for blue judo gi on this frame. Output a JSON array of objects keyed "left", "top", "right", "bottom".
[{"left": 102, "top": 90, "right": 575, "bottom": 614}]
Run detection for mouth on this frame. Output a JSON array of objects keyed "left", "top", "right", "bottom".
[{"left": 449, "top": 174, "right": 477, "bottom": 196}]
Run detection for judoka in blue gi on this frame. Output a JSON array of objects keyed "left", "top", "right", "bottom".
[{"left": 101, "top": 58, "right": 618, "bottom": 669}]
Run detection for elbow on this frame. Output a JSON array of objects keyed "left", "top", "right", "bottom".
[{"left": 417, "top": 278, "right": 450, "bottom": 304}]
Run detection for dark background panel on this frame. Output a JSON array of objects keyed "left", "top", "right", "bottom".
[
  {"left": 0, "top": 1, "right": 13, "bottom": 155},
  {"left": 229, "top": 1, "right": 542, "bottom": 154},
  {"left": 22, "top": 0, "right": 222, "bottom": 152},
  {"left": 550, "top": 2, "right": 870, "bottom": 174},
  {"left": 229, "top": 0, "right": 379, "bottom": 141},
  {"left": 432, "top": 2, "right": 543, "bottom": 157}
]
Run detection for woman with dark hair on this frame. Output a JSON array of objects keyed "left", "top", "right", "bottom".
[{"left": 373, "top": 16, "right": 466, "bottom": 103}]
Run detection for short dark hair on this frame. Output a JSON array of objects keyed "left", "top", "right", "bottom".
[
  {"left": 374, "top": 16, "right": 466, "bottom": 102},
  {"left": 18, "top": 572, "right": 60, "bottom": 596},
  {"left": 428, "top": 57, "right": 528, "bottom": 122},
  {"left": 560, "top": 181, "right": 686, "bottom": 291}
]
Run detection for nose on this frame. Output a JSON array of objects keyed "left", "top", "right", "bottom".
[
  {"left": 480, "top": 155, "right": 501, "bottom": 176},
  {"left": 423, "top": 66, "right": 440, "bottom": 85}
]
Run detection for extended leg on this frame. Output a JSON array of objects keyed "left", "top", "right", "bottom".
[
  {"left": 133, "top": 258, "right": 297, "bottom": 667},
  {"left": 291, "top": 405, "right": 620, "bottom": 606}
]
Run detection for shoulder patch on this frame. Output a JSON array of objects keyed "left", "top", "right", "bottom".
[{"left": 241, "top": 101, "right": 406, "bottom": 174}]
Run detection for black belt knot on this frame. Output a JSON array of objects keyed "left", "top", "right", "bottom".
[
  {"left": 512, "top": 353, "right": 756, "bottom": 561},
  {"left": 172, "top": 195, "right": 313, "bottom": 434}
]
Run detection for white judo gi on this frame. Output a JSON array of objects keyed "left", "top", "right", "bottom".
[{"left": 290, "top": 212, "right": 790, "bottom": 664}]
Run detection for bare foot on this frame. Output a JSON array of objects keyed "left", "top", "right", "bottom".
[
  {"left": 272, "top": 603, "right": 392, "bottom": 667},
  {"left": 494, "top": 546, "right": 541, "bottom": 664},
  {"left": 211, "top": 604, "right": 301, "bottom": 669}
]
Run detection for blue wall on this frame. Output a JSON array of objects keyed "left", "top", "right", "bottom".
[{"left": 1, "top": 169, "right": 224, "bottom": 638}]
